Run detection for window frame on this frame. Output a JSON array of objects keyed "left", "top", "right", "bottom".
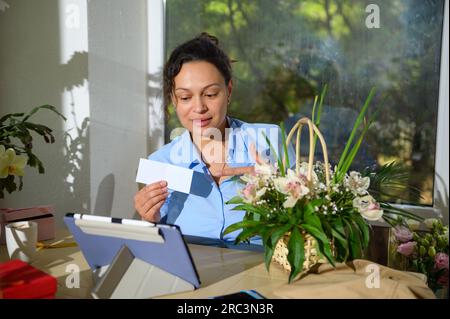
[{"left": 147, "top": 0, "right": 449, "bottom": 223}]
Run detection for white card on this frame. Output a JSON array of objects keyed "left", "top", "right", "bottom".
[{"left": 135, "top": 159, "right": 193, "bottom": 194}]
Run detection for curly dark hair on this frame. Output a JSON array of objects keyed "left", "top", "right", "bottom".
[{"left": 163, "top": 32, "right": 233, "bottom": 111}]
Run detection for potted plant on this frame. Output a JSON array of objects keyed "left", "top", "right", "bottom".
[
  {"left": 223, "top": 87, "right": 423, "bottom": 283},
  {"left": 0, "top": 105, "right": 66, "bottom": 198}
]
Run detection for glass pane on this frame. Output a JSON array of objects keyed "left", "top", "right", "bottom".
[{"left": 166, "top": 0, "right": 445, "bottom": 206}]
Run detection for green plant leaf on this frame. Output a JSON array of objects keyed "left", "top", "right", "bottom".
[
  {"left": 335, "top": 87, "right": 376, "bottom": 180},
  {"left": 222, "top": 220, "right": 261, "bottom": 236},
  {"left": 262, "top": 131, "right": 284, "bottom": 176},
  {"left": 280, "top": 122, "right": 290, "bottom": 170},
  {"left": 331, "top": 228, "right": 349, "bottom": 261},
  {"left": 287, "top": 226, "right": 305, "bottom": 283},
  {"left": 232, "top": 204, "right": 269, "bottom": 217},
  {"left": 225, "top": 196, "right": 244, "bottom": 204},
  {"left": 270, "top": 224, "right": 292, "bottom": 248},
  {"left": 234, "top": 226, "right": 261, "bottom": 244},
  {"left": 380, "top": 202, "right": 423, "bottom": 221},
  {"left": 301, "top": 224, "right": 335, "bottom": 267},
  {"left": 303, "top": 201, "right": 324, "bottom": 231},
  {"left": 0, "top": 113, "right": 25, "bottom": 123},
  {"left": 343, "top": 218, "right": 363, "bottom": 259},
  {"left": 353, "top": 215, "right": 371, "bottom": 249},
  {"left": 312, "top": 84, "right": 327, "bottom": 149},
  {"left": 22, "top": 105, "right": 67, "bottom": 122}
]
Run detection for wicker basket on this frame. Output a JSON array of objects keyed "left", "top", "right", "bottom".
[{"left": 271, "top": 117, "right": 332, "bottom": 273}]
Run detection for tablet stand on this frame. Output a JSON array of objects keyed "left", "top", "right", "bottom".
[{"left": 91, "top": 245, "right": 195, "bottom": 299}]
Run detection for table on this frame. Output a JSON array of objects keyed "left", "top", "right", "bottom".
[
  {"left": 0, "top": 229, "right": 435, "bottom": 299},
  {"left": 0, "top": 229, "right": 291, "bottom": 299}
]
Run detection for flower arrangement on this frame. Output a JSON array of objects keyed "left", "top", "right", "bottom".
[
  {"left": 391, "top": 218, "right": 449, "bottom": 292},
  {"left": 224, "top": 87, "right": 423, "bottom": 283},
  {"left": 0, "top": 105, "right": 66, "bottom": 198}
]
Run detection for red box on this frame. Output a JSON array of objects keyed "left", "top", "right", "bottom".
[
  {"left": 0, "top": 259, "right": 58, "bottom": 299},
  {"left": 0, "top": 205, "right": 55, "bottom": 245}
]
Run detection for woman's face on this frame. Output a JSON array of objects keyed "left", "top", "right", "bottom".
[{"left": 172, "top": 61, "right": 232, "bottom": 138}]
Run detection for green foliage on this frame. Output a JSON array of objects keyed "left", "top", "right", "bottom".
[
  {"left": 223, "top": 86, "right": 422, "bottom": 283},
  {"left": 0, "top": 105, "right": 66, "bottom": 198}
]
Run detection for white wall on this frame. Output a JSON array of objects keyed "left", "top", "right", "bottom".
[
  {"left": 0, "top": 0, "right": 149, "bottom": 226},
  {"left": 87, "top": 0, "right": 148, "bottom": 219}
]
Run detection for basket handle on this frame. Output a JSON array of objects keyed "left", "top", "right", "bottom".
[{"left": 284, "top": 117, "right": 331, "bottom": 188}]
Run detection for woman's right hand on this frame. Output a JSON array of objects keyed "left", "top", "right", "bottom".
[{"left": 134, "top": 180, "right": 169, "bottom": 222}]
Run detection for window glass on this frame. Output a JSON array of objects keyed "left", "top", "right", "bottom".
[{"left": 166, "top": 0, "right": 445, "bottom": 206}]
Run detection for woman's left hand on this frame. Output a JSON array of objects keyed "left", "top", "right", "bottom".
[{"left": 213, "top": 144, "right": 264, "bottom": 177}]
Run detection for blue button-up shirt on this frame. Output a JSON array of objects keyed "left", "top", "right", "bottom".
[{"left": 148, "top": 117, "right": 294, "bottom": 242}]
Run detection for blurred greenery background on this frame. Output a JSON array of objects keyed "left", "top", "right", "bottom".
[{"left": 165, "top": 0, "right": 445, "bottom": 206}]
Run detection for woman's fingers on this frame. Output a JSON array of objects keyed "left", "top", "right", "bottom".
[
  {"left": 219, "top": 165, "right": 255, "bottom": 177},
  {"left": 249, "top": 143, "right": 264, "bottom": 165},
  {"left": 217, "top": 143, "right": 263, "bottom": 177},
  {"left": 134, "top": 180, "right": 169, "bottom": 222}
]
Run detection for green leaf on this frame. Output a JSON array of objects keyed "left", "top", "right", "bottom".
[
  {"left": 353, "top": 215, "right": 370, "bottom": 248},
  {"left": 280, "top": 122, "right": 290, "bottom": 170},
  {"left": 261, "top": 225, "right": 278, "bottom": 272},
  {"left": 303, "top": 201, "right": 324, "bottom": 231},
  {"left": 222, "top": 220, "right": 261, "bottom": 236},
  {"left": 22, "top": 105, "right": 67, "bottom": 122},
  {"left": 343, "top": 219, "right": 363, "bottom": 259},
  {"left": 262, "top": 131, "right": 284, "bottom": 176},
  {"left": 380, "top": 202, "right": 423, "bottom": 222},
  {"left": 287, "top": 226, "right": 305, "bottom": 283},
  {"left": 264, "top": 245, "right": 275, "bottom": 273},
  {"left": 234, "top": 226, "right": 261, "bottom": 244},
  {"left": 301, "top": 224, "right": 335, "bottom": 267},
  {"left": 312, "top": 85, "right": 327, "bottom": 150},
  {"left": 336, "top": 87, "right": 376, "bottom": 179},
  {"left": 232, "top": 204, "right": 269, "bottom": 217},
  {"left": 0, "top": 113, "right": 25, "bottom": 123},
  {"left": 270, "top": 224, "right": 292, "bottom": 248},
  {"left": 226, "top": 196, "right": 244, "bottom": 205},
  {"left": 331, "top": 228, "right": 349, "bottom": 261}
]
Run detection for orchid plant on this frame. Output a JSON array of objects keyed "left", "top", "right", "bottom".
[
  {"left": 0, "top": 105, "right": 66, "bottom": 198},
  {"left": 224, "top": 86, "right": 423, "bottom": 283}
]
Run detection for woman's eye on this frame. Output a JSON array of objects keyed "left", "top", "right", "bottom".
[
  {"left": 205, "top": 93, "right": 218, "bottom": 98},
  {"left": 179, "top": 96, "right": 191, "bottom": 101}
]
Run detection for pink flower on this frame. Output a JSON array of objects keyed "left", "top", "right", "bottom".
[
  {"left": 435, "top": 253, "right": 449, "bottom": 270},
  {"left": 241, "top": 182, "right": 266, "bottom": 204},
  {"left": 393, "top": 225, "right": 414, "bottom": 243},
  {"left": 397, "top": 241, "right": 416, "bottom": 257}
]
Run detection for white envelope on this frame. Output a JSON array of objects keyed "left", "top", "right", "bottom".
[{"left": 135, "top": 159, "right": 193, "bottom": 194}]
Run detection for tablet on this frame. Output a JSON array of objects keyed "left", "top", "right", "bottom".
[{"left": 64, "top": 213, "right": 201, "bottom": 297}]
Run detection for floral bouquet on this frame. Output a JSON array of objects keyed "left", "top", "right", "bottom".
[
  {"left": 224, "top": 87, "right": 423, "bottom": 283},
  {"left": 391, "top": 218, "right": 449, "bottom": 293}
]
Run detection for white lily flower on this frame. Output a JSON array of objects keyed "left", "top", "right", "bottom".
[
  {"left": 241, "top": 182, "right": 267, "bottom": 204},
  {"left": 353, "top": 195, "right": 383, "bottom": 221},
  {"left": 274, "top": 169, "right": 309, "bottom": 208},
  {"left": 344, "top": 171, "right": 370, "bottom": 195}
]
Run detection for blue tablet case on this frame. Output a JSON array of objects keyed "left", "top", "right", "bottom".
[{"left": 64, "top": 213, "right": 201, "bottom": 296}]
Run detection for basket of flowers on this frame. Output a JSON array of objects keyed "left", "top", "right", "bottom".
[{"left": 223, "top": 87, "right": 423, "bottom": 283}]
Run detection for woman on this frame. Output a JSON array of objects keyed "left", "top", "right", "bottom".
[{"left": 134, "top": 33, "right": 292, "bottom": 242}]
